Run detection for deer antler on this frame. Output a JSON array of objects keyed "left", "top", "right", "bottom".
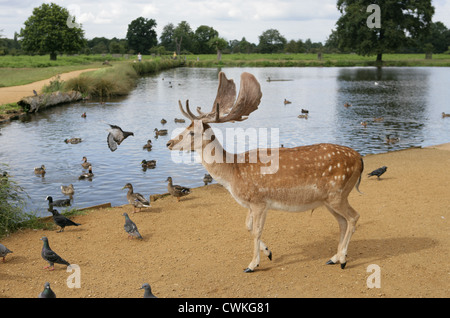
[{"left": 179, "top": 72, "right": 262, "bottom": 123}]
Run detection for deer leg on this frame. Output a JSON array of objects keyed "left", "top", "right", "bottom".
[
  {"left": 325, "top": 201, "right": 360, "bottom": 269},
  {"left": 244, "top": 205, "right": 269, "bottom": 273}
]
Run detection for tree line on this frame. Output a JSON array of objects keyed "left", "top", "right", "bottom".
[{"left": 1, "top": 1, "right": 449, "bottom": 60}]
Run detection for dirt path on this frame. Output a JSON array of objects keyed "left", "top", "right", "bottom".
[
  {"left": 1, "top": 145, "right": 449, "bottom": 298},
  {"left": 0, "top": 68, "right": 98, "bottom": 105}
]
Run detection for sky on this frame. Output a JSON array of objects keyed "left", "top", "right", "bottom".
[{"left": 1, "top": 0, "right": 450, "bottom": 44}]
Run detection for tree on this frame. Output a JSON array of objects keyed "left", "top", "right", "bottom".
[
  {"left": 208, "top": 36, "right": 228, "bottom": 61},
  {"left": 173, "top": 21, "right": 194, "bottom": 54},
  {"left": 258, "top": 29, "right": 287, "bottom": 53},
  {"left": 19, "top": 3, "right": 85, "bottom": 60},
  {"left": 335, "top": 0, "right": 434, "bottom": 62},
  {"left": 160, "top": 23, "right": 176, "bottom": 52},
  {"left": 193, "top": 25, "right": 218, "bottom": 54},
  {"left": 126, "top": 17, "right": 157, "bottom": 55}
]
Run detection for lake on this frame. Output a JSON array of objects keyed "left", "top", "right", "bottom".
[{"left": 1, "top": 66, "right": 449, "bottom": 216}]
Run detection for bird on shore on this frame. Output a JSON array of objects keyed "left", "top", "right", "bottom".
[
  {"left": 49, "top": 209, "right": 81, "bottom": 232},
  {"left": 203, "top": 174, "right": 213, "bottom": 185},
  {"left": 140, "top": 283, "right": 157, "bottom": 298},
  {"left": 81, "top": 156, "right": 91, "bottom": 169},
  {"left": 122, "top": 183, "right": 151, "bottom": 213},
  {"left": 40, "top": 236, "right": 71, "bottom": 270},
  {"left": 34, "top": 165, "right": 46, "bottom": 175},
  {"left": 122, "top": 213, "right": 143, "bottom": 239},
  {"left": 46, "top": 196, "right": 71, "bottom": 211},
  {"left": 78, "top": 166, "right": 93, "bottom": 180},
  {"left": 61, "top": 184, "right": 74, "bottom": 196},
  {"left": 166, "top": 177, "right": 191, "bottom": 202},
  {"left": 368, "top": 166, "right": 387, "bottom": 180},
  {"left": 38, "top": 282, "right": 56, "bottom": 298},
  {"left": 0, "top": 243, "right": 13, "bottom": 262},
  {"left": 107, "top": 124, "right": 134, "bottom": 152},
  {"left": 143, "top": 140, "right": 153, "bottom": 150},
  {"left": 33, "top": 89, "right": 38, "bottom": 96}
]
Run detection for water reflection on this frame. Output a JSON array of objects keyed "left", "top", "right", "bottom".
[{"left": 0, "top": 67, "right": 449, "bottom": 215}]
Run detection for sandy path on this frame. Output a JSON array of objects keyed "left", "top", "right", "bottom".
[
  {"left": 0, "top": 68, "right": 98, "bottom": 105},
  {"left": 1, "top": 145, "right": 449, "bottom": 298}
]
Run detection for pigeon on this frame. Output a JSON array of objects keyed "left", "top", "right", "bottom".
[
  {"left": 46, "top": 196, "right": 71, "bottom": 209},
  {"left": 33, "top": 89, "right": 38, "bottom": 96},
  {"left": 49, "top": 209, "right": 81, "bottom": 232},
  {"left": 140, "top": 283, "right": 157, "bottom": 298},
  {"left": 38, "top": 282, "right": 56, "bottom": 298},
  {"left": 0, "top": 243, "right": 13, "bottom": 262},
  {"left": 368, "top": 166, "right": 387, "bottom": 179},
  {"left": 203, "top": 174, "right": 213, "bottom": 185},
  {"left": 40, "top": 236, "right": 70, "bottom": 270},
  {"left": 107, "top": 124, "right": 134, "bottom": 152},
  {"left": 123, "top": 213, "right": 143, "bottom": 239}
]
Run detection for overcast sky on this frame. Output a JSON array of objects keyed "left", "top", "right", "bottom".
[{"left": 1, "top": 0, "right": 450, "bottom": 44}]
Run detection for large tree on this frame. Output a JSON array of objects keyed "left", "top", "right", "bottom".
[
  {"left": 193, "top": 25, "right": 218, "bottom": 54},
  {"left": 335, "top": 0, "right": 434, "bottom": 62},
  {"left": 258, "top": 29, "right": 287, "bottom": 53},
  {"left": 126, "top": 17, "right": 157, "bottom": 55},
  {"left": 19, "top": 3, "right": 85, "bottom": 60}
]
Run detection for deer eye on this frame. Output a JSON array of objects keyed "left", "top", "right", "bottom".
[{"left": 189, "top": 131, "right": 195, "bottom": 136}]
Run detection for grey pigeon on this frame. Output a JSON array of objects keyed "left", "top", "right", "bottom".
[
  {"left": 49, "top": 209, "right": 81, "bottom": 232},
  {"left": 140, "top": 283, "right": 157, "bottom": 298},
  {"left": 38, "top": 282, "right": 56, "bottom": 298},
  {"left": 40, "top": 236, "right": 70, "bottom": 270},
  {"left": 123, "top": 213, "right": 143, "bottom": 239},
  {"left": 0, "top": 243, "right": 13, "bottom": 262},
  {"left": 46, "top": 196, "right": 71, "bottom": 210},
  {"left": 107, "top": 124, "right": 134, "bottom": 152},
  {"left": 368, "top": 166, "right": 387, "bottom": 179}
]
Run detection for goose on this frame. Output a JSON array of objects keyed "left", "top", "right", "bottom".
[
  {"left": 143, "top": 140, "right": 153, "bottom": 150},
  {"left": 78, "top": 166, "right": 93, "bottom": 180},
  {"left": 34, "top": 165, "right": 46, "bottom": 175},
  {"left": 122, "top": 183, "right": 151, "bottom": 213},
  {"left": 166, "top": 177, "right": 191, "bottom": 202},
  {"left": 60, "top": 184, "right": 74, "bottom": 196},
  {"left": 81, "top": 156, "right": 91, "bottom": 169},
  {"left": 141, "top": 159, "right": 156, "bottom": 169}
]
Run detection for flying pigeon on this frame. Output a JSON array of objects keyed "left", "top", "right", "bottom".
[
  {"left": 0, "top": 243, "right": 13, "bottom": 262},
  {"left": 107, "top": 124, "right": 134, "bottom": 152},
  {"left": 40, "top": 236, "right": 70, "bottom": 270},
  {"left": 140, "top": 283, "right": 157, "bottom": 298},
  {"left": 368, "top": 166, "right": 387, "bottom": 179},
  {"left": 46, "top": 196, "right": 71, "bottom": 209},
  {"left": 123, "top": 213, "right": 143, "bottom": 239},
  {"left": 38, "top": 282, "right": 56, "bottom": 298},
  {"left": 49, "top": 209, "right": 81, "bottom": 232}
]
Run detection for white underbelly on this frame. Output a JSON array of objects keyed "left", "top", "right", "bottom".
[{"left": 267, "top": 200, "right": 323, "bottom": 212}]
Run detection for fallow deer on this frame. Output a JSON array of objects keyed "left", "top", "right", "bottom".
[{"left": 166, "top": 72, "right": 364, "bottom": 272}]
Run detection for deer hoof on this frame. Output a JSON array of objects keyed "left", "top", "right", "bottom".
[
  {"left": 268, "top": 251, "right": 272, "bottom": 261},
  {"left": 326, "top": 260, "right": 335, "bottom": 265},
  {"left": 244, "top": 268, "right": 254, "bottom": 273},
  {"left": 340, "top": 262, "right": 347, "bottom": 269}
]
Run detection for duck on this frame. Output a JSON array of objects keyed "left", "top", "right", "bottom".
[
  {"left": 203, "top": 174, "right": 213, "bottom": 186},
  {"left": 154, "top": 128, "right": 168, "bottom": 136},
  {"left": 143, "top": 140, "right": 153, "bottom": 150},
  {"left": 81, "top": 156, "right": 91, "bottom": 169},
  {"left": 360, "top": 121, "right": 368, "bottom": 127},
  {"left": 344, "top": 102, "right": 352, "bottom": 107},
  {"left": 64, "top": 138, "right": 82, "bottom": 144},
  {"left": 78, "top": 166, "right": 93, "bottom": 180},
  {"left": 174, "top": 118, "right": 186, "bottom": 123},
  {"left": 46, "top": 196, "right": 71, "bottom": 209},
  {"left": 34, "top": 165, "right": 46, "bottom": 175},
  {"left": 297, "top": 114, "right": 308, "bottom": 119},
  {"left": 166, "top": 177, "right": 191, "bottom": 202},
  {"left": 385, "top": 135, "right": 399, "bottom": 144},
  {"left": 442, "top": 112, "right": 450, "bottom": 118},
  {"left": 160, "top": 118, "right": 167, "bottom": 124},
  {"left": 81, "top": 112, "right": 86, "bottom": 118},
  {"left": 284, "top": 99, "right": 292, "bottom": 105},
  {"left": 60, "top": 184, "right": 74, "bottom": 196},
  {"left": 141, "top": 159, "right": 156, "bottom": 169},
  {"left": 373, "top": 117, "right": 384, "bottom": 122},
  {"left": 122, "top": 183, "right": 151, "bottom": 213},
  {"left": 301, "top": 109, "right": 309, "bottom": 114}
]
